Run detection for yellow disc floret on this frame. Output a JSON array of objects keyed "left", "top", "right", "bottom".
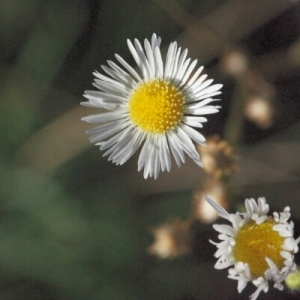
[
  {"left": 128, "top": 79, "right": 185, "bottom": 134},
  {"left": 233, "top": 221, "right": 285, "bottom": 278}
]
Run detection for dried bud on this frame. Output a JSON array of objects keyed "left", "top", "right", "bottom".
[
  {"left": 243, "top": 69, "right": 276, "bottom": 129},
  {"left": 148, "top": 220, "right": 191, "bottom": 259},
  {"left": 244, "top": 96, "right": 274, "bottom": 129},
  {"left": 198, "top": 135, "right": 237, "bottom": 179},
  {"left": 222, "top": 50, "right": 248, "bottom": 76}
]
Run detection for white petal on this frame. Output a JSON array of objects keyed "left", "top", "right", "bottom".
[
  {"left": 182, "top": 116, "right": 207, "bottom": 123},
  {"left": 100, "top": 126, "right": 133, "bottom": 150},
  {"left": 153, "top": 144, "right": 160, "bottom": 180},
  {"left": 138, "top": 136, "right": 151, "bottom": 172},
  {"left": 143, "top": 138, "right": 156, "bottom": 178},
  {"left": 180, "top": 123, "right": 206, "bottom": 145},
  {"left": 193, "top": 84, "right": 223, "bottom": 98},
  {"left": 83, "top": 90, "right": 105, "bottom": 103},
  {"left": 194, "top": 91, "right": 222, "bottom": 101},
  {"left": 257, "top": 197, "right": 269, "bottom": 214},
  {"left": 215, "top": 246, "right": 230, "bottom": 258},
  {"left": 86, "top": 91, "right": 125, "bottom": 103},
  {"left": 182, "top": 66, "right": 204, "bottom": 91},
  {"left": 93, "top": 79, "right": 129, "bottom": 96},
  {"left": 158, "top": 135, "right": 171, "bottom": 172},
  {"left": 82, "top": 109, "right": 127, "bottom": 124},
  {"left": 129, "top": 38, "right": 151, "bottom": 79},
  {"left": 133, "top": 38, "right": 151, "bottom": 78},
  {"left": 115, "top": 54, "right": 142, "bottom": 82},
  {"left": 104, "top": 130, "right": 133, "bottom": 159},
  {"left": 154, "top": 46, "right": 163, "bottom": 78},
  {"left": 144, "top": 39, "right": 155, "bottom": 77},
  {"left": 173, "top": 48, "right": 188, "bottom": 79},
  {"left": 249, "top": 283, "right": 267, "bottom": 300},
  {"left": 280, "top": 250, "right": 293, "bottom": 261},
  {"left": 93, "top": 71, "right": 128, "bottom": 88},
  {"left": 250, "top": 198, "right": 259, "bottom": 213},
  {"left": 164, "top": 42, "right": 177, "bottom": 79},
  {"left": 106, "top": 60, "right": 138, "bottom": 86},
  {"left": 191, "top": 79, "right": 214, "bottom": 95},
  {"left": 281, "top": 241, "right": 295, "bottom": 251},
  {"left": 175, "top": 57, "right": 190, "bottom": 81},
  {"left": 151, "top": 33, "right": 160, "bottom": 50},
  {"left": 255, "top": 215, "right": 268, "bottom": 224},
  {"left": 183, "top": 120, "right": 203, "bottom": 128},
  {"left": 237, "top": 279, "right": 248, "bottom": 293},
  {"left": 215, "top": 257, "right": 232, "bottom": 269},
  {"left": 179, "top": 59, "right": 198, "bottom": 87},
  {"left": 167, "top": 131, "right": 185, "bottom": 166},
  {"left": 185, "top": 97, "right": 220, "bottom": 107},
  {"left": 169, "top": 46, "right": 181, "bottom": 79},
  {"left": 205, "top": 196, "right": 231, "bottom": 221},
  {"left": 101, "top": 64, "right": 132, "bottom": 86},
  {"left": 80, "top": 101, "right": 103, "bottom": 108},
  {"left": 187, "top": 74, "right": 208, "bottom": 92},
  {"left": 176, "top": 127, "right": 202, "bottom": 160},
  {"left": 111, "top": 130, "right": 144, "bottom": 165},
  {"left": 213, "top": 224, "right": 236, "bottom": 236},
  {"left": 245, "top": 199, "right": 254, "bottom": 214},
  {"left": 185, "top": 106, "right": 220, "bottom": 115},
  {"left": 89, "top": 121, "right": 129, "bottom": 143},
  {"left": 273, "top": 225, "right": 292, "bottom": 237}
]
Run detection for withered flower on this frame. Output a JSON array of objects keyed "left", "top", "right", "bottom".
[
  {"left": 148, "top": 220, "right": 192, "bottom": 259},
  {"left": 197, "top": 135, "right": 237, "bottom": 179}
]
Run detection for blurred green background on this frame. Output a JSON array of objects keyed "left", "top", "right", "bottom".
[{"left": 1, "top": 0, "right": 300, "bottom": 299}]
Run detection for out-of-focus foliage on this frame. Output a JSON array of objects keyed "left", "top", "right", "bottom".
[
  {"left": 0, "top": 163, "right": 147, "bottom": 299},
  {"left": 0, "top": 1, "right": 200, "bottom": 298}
]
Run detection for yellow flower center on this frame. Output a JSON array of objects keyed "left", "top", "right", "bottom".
[
  {"left": 233, "top": 221, "right": 285, "bottom": 278},
  {"left": 128, "top": 79, "right": 185, "bottom": 134}
]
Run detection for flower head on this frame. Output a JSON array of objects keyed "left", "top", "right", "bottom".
[
  {"left": 81, "top": 34, "right": 222, "bottom": 179},
  {"left": 205, "top": 195, "right": 300, "bottom": 300}
]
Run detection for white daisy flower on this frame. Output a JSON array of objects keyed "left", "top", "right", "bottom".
[
  {"left": 81, "top": 34, "right": 222, "bottom": 179},
  {"left": 205, "top": 195, "right": 300, "bottom": 300}
]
